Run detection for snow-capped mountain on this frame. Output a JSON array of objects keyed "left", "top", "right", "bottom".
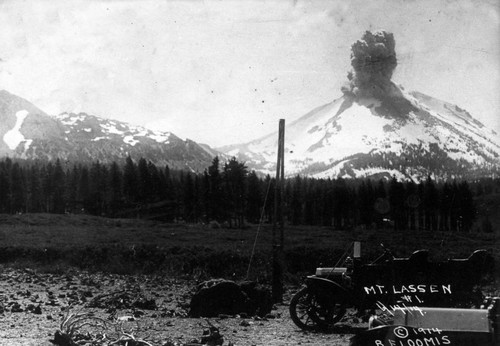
[
  {"left": 220, "top": 30, "right": 500, "bottom": 181},
  {"left": 0, "top": 90, "right": 215, "bottom": 171},
  {"left": 220, "top": 86, "right": 500, "bottom": 180}
]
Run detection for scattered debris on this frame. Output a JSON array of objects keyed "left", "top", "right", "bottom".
[
  {"left": 87, "top": 288, "right": 157, "bottom": 311},
  {"left": 189, "top": 279, "right": 272, "bottom": 318},
  {"left": 200, "top": 320, "right": 224, "bottom": 346},
  {"left": 52, "top": 309, "right": 227, "bottom": 346},
  {"left": 53, "top": 309, "right": 108, "bottom": 346},
  {"left": 0, "top": 267, "right": 361, "bottom": 345}
]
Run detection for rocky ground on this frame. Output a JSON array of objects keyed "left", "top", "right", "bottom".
[{"left": 0, "top": 266, "right": 357, "bottom": 346}]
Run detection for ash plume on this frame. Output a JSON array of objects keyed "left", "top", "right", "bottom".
[{"left": 342, "top": 30, "right": 398, "bottom": 99}]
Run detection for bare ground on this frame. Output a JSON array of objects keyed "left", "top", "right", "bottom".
[{"left": 0, "top": 266, "right": 356, "bottom": 346}]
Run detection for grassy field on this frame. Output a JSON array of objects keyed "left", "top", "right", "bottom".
[{"left": 0, "top": 213, "right": 498, "bottom": 284}]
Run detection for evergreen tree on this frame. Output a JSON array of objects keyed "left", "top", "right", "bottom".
[
  {"left": 107, "top": 161, "right": 123, "bottom": 215},
  {"left": 358, "top": 180, "right": 376, "bottom": 228},
  {"left": 439, "top": 182, "right": 452, "bottom": 231},
  {"left": 157, "top": 165, "right": 168, "bottom": 201},
  {"left": 77, "top": 165, "right": 90, "bottom": 213},
  {"left": 123, "top": 156, "right": 138, "bottom": 204},
  {"left": 246, "top": 170, "right": 263, "bottom": 223},
  {"left": 417, "top": 180, "right": 425, "bottom": 230},
  {"left": 52, "top": 159, "right": 66, "bottom": 214},
  {"left": 65, "top": 165, "right": 79, "bottom": 213},
  {"left": 9, "top": 162, "right": 25, "bottom": 213},
  {"left": 365, "top": 179, "right": 375, "bottom": 227},
  {"left": 222, "top": 157, "right": 248, "bottom": 228},
  {"left": 389, "top": 176, "right": 406, "bottom": 230},
  {"left": 137, "top": 158, "right": 151, "bottom": 203},
  {"left": 424, "top": 176, "right": 439, "bottom": 231},
  {"left": 41, "top": 162, "right": 54, "bottom": 212},
  {"left": 148, "top": 161, "right": 162, "bottom": 202},
  {"left": 193, "top": 174, "right": 203, "bottom": 222},
  {"left": 333, "top": 178, "right": 351, "bottom": 229},
  {"left": 164, "top": 165, "right": 177, "bottom": 201},
  {"left": 26, "top": 165, "right": 42, "bottom": 213},
  {"left": 88, "top": 162, "right": 107, "bottom": 215},
  {"left": 183, "top": 172, "right": 196, "bottom": 222},
  {"left": 458, "top": 181, "right": 475, "bottom": 232},
  {"left": 374, "top": 180, "right": 388, "bottom": 228},
  {"left": 405, "top": 180, "right": 418, "bottom": 230},
  {"left": 0, "top": 160, "right": 10, "bottom": 212},
  {"left": 303, "top": 178, "right": 315, "bottom": 225},
  {"left": 290, "top": 175, "right": 303, "bottom": 225},
  {"left": 321, "top": 179, "right": 334, "bottom": 226},
  {"left": 206, "top": 157, "right": 224, "bottom": 222},
  {"left": 449, "top": 181, "right": 460, "bottom": 232}
]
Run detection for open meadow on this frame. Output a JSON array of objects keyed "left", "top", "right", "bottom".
[{"left": 0, "top": 212, "right": 498, "bottom": 280}]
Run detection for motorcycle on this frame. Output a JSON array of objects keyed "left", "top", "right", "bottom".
[{"left": 289, "top": 242, "right": 490, "bottom": 331}]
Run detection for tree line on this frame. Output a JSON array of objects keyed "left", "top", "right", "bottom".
[{"left": 0, "top": 156, "right": 497, "bottom": 232}]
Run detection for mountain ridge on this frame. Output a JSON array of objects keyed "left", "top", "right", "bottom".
[
  {"left": 2, "top": 80, "right": 499, "bottom": 181},
  {"left": 219, "top": 85, "right": 500, "bottom": 181},
  {"left": 0, "top": 90, "right": 217, "bottom": 171}
]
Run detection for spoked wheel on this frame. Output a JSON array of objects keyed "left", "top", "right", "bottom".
[{"left": 289, "top": 286, "right": 346, "bottom": 331}]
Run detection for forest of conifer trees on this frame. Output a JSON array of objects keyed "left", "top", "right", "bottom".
[{"left": 0, "top": 156, "right": 497, "bottom": 232}]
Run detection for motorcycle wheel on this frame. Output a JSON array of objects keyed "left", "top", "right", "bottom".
[{"left": 289, "top": 286, "right": 346, "bottom": 331}]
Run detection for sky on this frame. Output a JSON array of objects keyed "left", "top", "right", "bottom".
[{"left": 0, "top": 0, "right": 498, "bottom": 147}]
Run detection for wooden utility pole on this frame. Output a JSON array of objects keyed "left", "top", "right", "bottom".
[{"left": 272, "top": 119, "right": 285, "bottom": 302}]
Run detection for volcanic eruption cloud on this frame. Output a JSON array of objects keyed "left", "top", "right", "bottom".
[{"left": 342, "top": 30, "right": 398, "bottom": 99}]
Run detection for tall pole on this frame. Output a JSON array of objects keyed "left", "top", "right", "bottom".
[{"left": 272, "top": 119, "right": 285, "bottom": 302}]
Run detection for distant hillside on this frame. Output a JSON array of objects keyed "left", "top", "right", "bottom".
[{"left": 0, "top": 90, "right": 218, "bottom": 171}]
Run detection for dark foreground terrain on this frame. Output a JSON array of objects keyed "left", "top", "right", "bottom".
[
  {"left": 0, "top": 266, "right": 355, "bottom": 346},
  {"left": 0, "top": 213, "right": 498, "bottom": 345}
]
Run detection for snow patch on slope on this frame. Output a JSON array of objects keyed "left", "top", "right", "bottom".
[
  {"left": 312, "top": 159, "right": 351, "bottom": 178},
  {"left": 24, "top": 139, "right": 33, "bottom": 149},
  {"left": 3, "top": 110, "right": 29, "bottom": 150},
  {"left": 101, "top": 122, "right": 125, "bottom": 135},
  {"left": 149, "top": 132, "right": 171, "bottom": 144},
  {"left": 124, "top": 135, "right": 139, "bottom": 146},
  {"left": 54, "top": 113, "right": 86, "bottom": 126},
  {"left": 92, "top": 136, "right": 106, "bottom": 142},
  {"left": 306, "top": 102, "right": 391, "bottom": 161},
  {"left": 352, "top": 167, "right": 406, "bottom": 180}
]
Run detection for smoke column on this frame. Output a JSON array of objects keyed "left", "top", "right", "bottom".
[{"left": 342, "top": 30, "right": 397, "bottom": 99}]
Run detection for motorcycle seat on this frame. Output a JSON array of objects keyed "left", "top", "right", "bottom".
[
  {"left": 448, "top": 249, "right": 487, "bottom": 263},
  {"left": 393, "top": 249, "right": 429, "bottom": 266}
]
